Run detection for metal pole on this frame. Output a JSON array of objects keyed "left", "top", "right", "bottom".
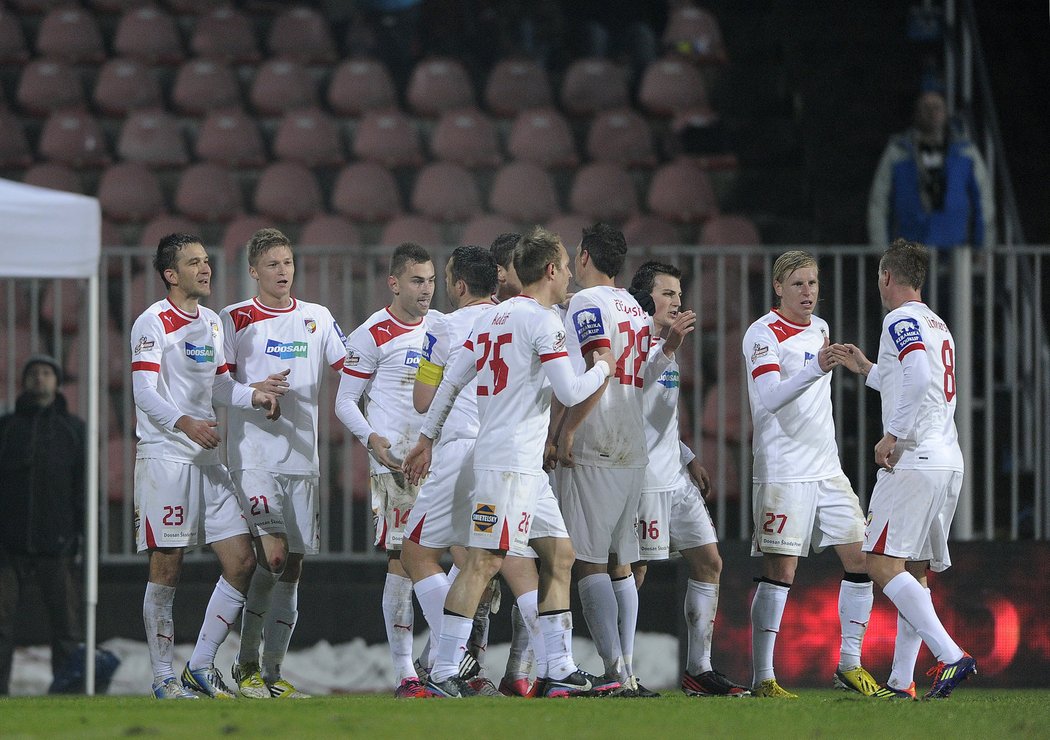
[{"left": 952, "top": 247, "right": 973, "bottom": 539}]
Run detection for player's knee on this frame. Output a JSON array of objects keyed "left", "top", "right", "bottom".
[{"left": 266, "top": 551, "right": 286, "bottom": 574}]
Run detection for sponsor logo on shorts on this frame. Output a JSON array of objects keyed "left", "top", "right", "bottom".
[
  {"left": 573, "top": 308, "right": 604, "bottom": 342},
  {"left": 185, "top": 342, "right": 215, "bottom": 363},
  {"left": 404, "top": 349, "right": 421, "bottom": 368},
  {"left": 472, "top": 503, "right": 498, "bottom": 533},
  {"left": 265, "top": 339, "right": 309, "bottom": 359}
]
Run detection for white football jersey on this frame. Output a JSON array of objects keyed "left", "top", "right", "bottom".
[
  {"left": 130, "top": 299, "right": 232, "bottom": 465},
  {"left": 876, "top": 301, "right": 963, "bottom": 470},
  {"left": 642, "top": 338, "right": 687, "bottom": 491},
  {"left": 742, "top": 310, "right": 843, "bottom": 482},
  {"left": 564, "top": 285, "right": 652, "bottom": 468},
  {"left": 341, "top": 307, "right": 428, "bottom": 473},
  {"left": 220, "top": 296, "right": 347, "bottom": 475}
]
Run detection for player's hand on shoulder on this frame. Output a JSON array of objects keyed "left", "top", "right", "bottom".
[
  {"left": 252, "top": 389, "right": 281, "bottom": 420},
  {"left": 367, "top": 433, "right": 402, "bottom": 471},
  {"left": 252, "top": 368, "right": 291, "bottom": 396},
  {"left": 403, "top": 435, "right": 433, "bottom": 485},
  {"left": 175, "top": 416, "right": 221, "bottom": 449},
  {"left": 663, "top": 309, "right": 697, "bottom": 355}
]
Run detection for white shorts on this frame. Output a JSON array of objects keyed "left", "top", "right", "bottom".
[
  {"left": 863, "top": 468, "right": 962, "bottom": 572},
  {"left": 469, "top": 469, "right": 567, "bottom": 556},
  {"left": 231, "top": 469, "right": 320, "bottom": 555},
  {"left": 638, "top": 480, "right": 718, "bottom": 561},
  {"left": 559, "top": 464, "right": 644, "bottom": 565},
  {"left": 750, "top": 474, "right": 865, "bottom": 557},
  {"left": 134, "top": 458, "right": 249, "bottom": 552},
  {"left": 404, "top": 438, "right": 475, "bottom": 550},
  {"left": 371, "top": 471, "right": 421, "bottom": 551}
]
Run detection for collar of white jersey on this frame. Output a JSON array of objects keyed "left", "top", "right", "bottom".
[
  {"left": 770, "top": 308, "right": 812, "bottom": 327},
  {"left": 384, "top": 306, "right": 423, "bottom": 327},
  {"left": 252, "top": 296, "right": 297, "bottom": 314},
  {"left": 165, "top": 298, "right": 199, "bottom": 320}
]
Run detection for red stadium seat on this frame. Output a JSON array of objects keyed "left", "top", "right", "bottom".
[
  {"left": 40, "top": 279, "right": 84, "bottom": 334},
  {"left": 101, "top": 218, "right": 125, "bottom": 248},
  {"left": 506, "top": 107, "right": 578, "bottom": 169},
  {"left": 647, "top": 157, "right": 718, "bottom": 223},
  {"left": 139, "top": 214, "right": 201, "bottom": 248},
  {"left": 113, "top": 5, "right": 184, "bottom": 64},
  {"left": 489, "top": 161, "right": 559, "bottom": 224},
  {"left": 39, "top": 109, "right": 111, "bottom": 167},
  {"left": 352, "top": 109, "right": 424, "bottom": 169},
  {"left": 484, "top": 58, "right": 552, "bottom": 118},
  {"left": 638, "top": 56, "right": 709, "bottom": 116},
  {"left": 406, "top": 57, "right": 475, "bottom": 117},
  {"left": 221, "top": 214, "right": 275, "bottom": 260},
  {"left": 254, "top": 161, "right": 323, "bottom": 223},
  {"left": 662, "top": 5, "right": 728, "bottom": 65},
  {"left": 194, "top": 108, "right": 266, "bottom": 167},
  {"left": 546, "top": 214, "right": 592, "bottom": 245},
  {"left": 16, "top": 58, "right": 83, "bottom": 116},
  {"left": 379, "top": 215, "right": 442, "bottom": 248},
  {"left": 93, "top": 58, "right": 163, "bottom": 116},
  {"left": 586, "top": 109, "right": 657, "bottom": 168},
  {"left": 300, "top": 214, "right": 361, "bottom": 247},
  {"left": 98, "top": 163, "right": 165, "bottom": 222},
  {"left": 23, "top": 162, "right": 81, "bottom": 193},
  {"left": 569, "top": 162, "right": 639, "bottom": 223},
  {"left": 273, "top": 107, "right": 344, "bottom": 167},
  {"left": 174, "top": 163, "right": 242, "bottom": 222},
  {"left": 171, "top": 59, "right": 241, "bottom": 115},
  {"left": 267, "top": 5, "right": 336, "bottom": 64},
  {"left": 117, "top": 109, "right": 190, "bottom": 167},
  {"left": 0, "top": 8, "right": 29, "bottom": 63},
  {"left": 622, "top": 214, "right": 681, "bottom": 248},
  {"left": 250, "top": 59, "right": 317, "bottom": 116},
  {"left": 190, "top": 6, "right": 260, "bottom": 63},
  {"left": 327, "top": 58, "right": 397, "bottom": 116},
  {"left": 35, "top": 6, "right": 104, "bottom": 63},
  {"left": 0, "top": 111, "right": 32, "bottom": 167},
  {"left": 559, "top": 57, "right": 629, "bottom": 117},
  {"left": 429, "top": 107, "right": 502, "bottom": 169},
  {"left": 411, "top": 162, "right": 481, "bottom": 222},
  {"left": 331, "top": 162, "right": 402, "bottom": 223},
  {"left": 461, "top": 214, "right": 519, "bottom": 247}
]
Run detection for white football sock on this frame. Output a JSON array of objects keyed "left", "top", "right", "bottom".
[
  {"left": 838, "top": 579, "right": 873, "bottom": 670},
  {"left": 684, "top": 580, "right": 719, "bottom": 675},
  {"left": 889, "top": 595, "right": 924, "bottom": 690},
  {"left": 611, "top": 574, "right": 638, "bottom": 678},
  {"left": 413, "top": 572, "right": 451, "bottom": 670},
  {"left": 508, "top": 591, "right": 542, "bottom": 679},
  {"left": 577, "top": 573, "right": 626, "bottom": 681},
  {"left": 382, "top": 572, "right": 417, "bottom": 686},
  {"left": 750, "top": 581, "right": 789, "bottom": 685},
  {"left": 237, "top": 567, "right": 279, "bottom": 666},
  {"left": 430, "top": 613, "right": 473, "bottom": 684},
  {"left": 143, "top": 582, "right": 176, "bottom": 684},
  {"left": 261, "top": 580, "right": 298, "bottom": 682},
  {"left": 883, "top": 572, "right": 963, "bottom": 664},
  {"left": 539, "top": 611, "right": 577, "bottom": 680},
  {"left": 189, "top": 576, "right": 245, "bottom": 670}
]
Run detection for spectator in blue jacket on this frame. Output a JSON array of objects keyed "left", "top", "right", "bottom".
[{"left": 867, "top": 83, "right": 995, "bottom": 250}]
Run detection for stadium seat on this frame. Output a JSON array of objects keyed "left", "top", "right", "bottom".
[
  {"left": 506, "top": 107, "right": 578, "bottom": 169},
  {"left": 586, "top": 108, "right": 657, "bottom": 168},
  {"left": 672, "top": 107, "right": 738, "bottom": 170},
  {"left": 662, "top": 5, "right": 728, "bottom": 65},
  {"left": 93, "top": 58, "right": 163, "bottom": 116},
  {"left": 23, "top": 162, "right": 82, "bottom": 193},
  {"left": 460, "top": 214, "right": 518, "bottom": 247},
  {"left": 189, "top": 6, "right": 260, "bottom": 63},
  {"left": 166, "top": 0, "right": 224, "bottom": 13},
  {"left": 352, "top": 109, "right": 424, "bottom": 169},
  {"left": 546, "top": 214, "right": 592, "bottom": 245},
  {"left": 40, "top": 279, "right": 84, "bottom": 334},
  {"left": 250, "top": 59, "right": 317, "bottom": 116},
  {"left": 0, "top": 8, "right": 29, "bottom": 63},
  {"left": 101, "top": 218, "right": 124, "bottom": 248},
  {"left": 700, "top": 214, "right": 761, "bottom": 246},
  {"left": 299, "top": 213, "right": 361, "bottom": 247},
  {"left": 331, "top": 162, "right": 402, "bottom": 223},
  {"left": 273, "top": 107, "right": 344, "bottom": 167},
  {"left": 117, "top": 109, "right": 190, "bottom": 167},
  {"left": 35, "top": 6, "right": 104, "bottom": 63},
  {"left": 97, "top": 163, "right": 165, "bottom": 222},
  {"left": 0, "top": 111, "right": 32, "bottom": 167},
  {"left": 16, "top": 58, "right": 83, "bottom": 116},
  {"left": 171, "top": 59, "right": 241, "bottom": 115},
  {"left": 559, "top": 57, "right": 629, "bottom": 116},
  {"left": 429, "top": 107, "right": 501, "bottom": 169},
  {"left": 113, "top": 5, "right": 184, "bottom": 64},
  {"left": 194, "top": 108, "right": 266, "bottom": 167},
  {"left": 622, "top": 214, "right": 681, "bottom": 247},
  {"left": 327, "top": 58, "right": 397, "bottom": 116},
  {"left": 489, "top": 161, "right": 559, "bottom": 224},
  {"left": 139, "top": 214, "right": 201, "bottom": 248},
  {"left": 254, "top": 161, "right": 323, "bottom": 223},
  {"left": 647, "top": 157, "right": 718, "bottom": 223},
  {"left": 39, "top": 109, "right": 111, "bottom": 167},
  {"left": 379, "top": 215, "right": 442, "bottom": 248},
  {"left": 406, "top": 56, "right": 475, "bottom": 117},
  {"left": 267, "top": 5, "right": 336, "bottom": 64},
  {"left": 484, "top": 57, "right": 552, "bottom": 117},
  {"left": 174, "top": 162, "right": 242, "bottom": 222},
  {"left": 638, "top": 56, "right": 709, "bottom": 116},
  {"left": 221, "top": 214, "right": 275, "bottom": 260},
  {"left": 569, "top": 162, "right": 639, "bottom": 223},
  {"left": 411, "top": 162, "right": 481, "bottom": 222}
]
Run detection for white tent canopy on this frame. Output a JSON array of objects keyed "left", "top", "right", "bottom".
[{"left": 0, "top": 178, "right": 102, "bottom": 693}]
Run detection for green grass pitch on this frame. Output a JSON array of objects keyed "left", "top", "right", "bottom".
[{"left": 3, "top": 690, "right": 1050, "bottom": 739}]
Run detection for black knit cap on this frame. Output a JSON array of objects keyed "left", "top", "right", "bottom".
[{"left": 22, "top": 354, "right": 63, "bottom": 385}]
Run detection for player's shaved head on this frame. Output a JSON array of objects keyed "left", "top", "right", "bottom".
[
  {"left": 246, "top": 227, "right": 291, "bottom": 267},
  {"left": 515, "top": 226, "right": 563, "bottom": 285},
  {"left": 772, "top": 250, "right": 817, "bottom": 286},
  {"left": 580, "top": 222, "right": 628, "bottom": 278},
  {"left": 880, "top": 237, "right": 928, "bottom": 290},
  {"left": 450, "top": 245, "right": 499, "bottom": 297},
  {"left": 154, "top": 232, "right": 203, "bottom": 289},
  {"left": 489, "top": 232, "right": 521, "bottom": 270},
  {"left": 390, "top": 242, "right": 432, "bottom": 277}
]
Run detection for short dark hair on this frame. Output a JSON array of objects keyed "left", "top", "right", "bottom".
[
  {"left": 629, "top": 261, "right": 681, "bottom": 296},
  {"left": 154, "top": 233, "right": 203, "bottom": 289},
  {"left": 247, "top": 227, "right": 291, "bottom": 267},
  {"left": 580, "top": 222, "right": 627, "bottom": 278},
  {"left": 450, "top": 245, "right": 499, "bottom": 297},
  {"left": 514, "top": 226, "right": 563, "bottom": 286},
  {"left": 489, "top": 232, "right": 521, "bottom": 270},
  {"left": 390, "top": 242, "right": 432, "bottom": 277},
  {"left": 880, "top": 237, "right": 928, "bottom": 290}
]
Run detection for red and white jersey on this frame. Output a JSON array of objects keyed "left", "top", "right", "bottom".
[
  {"left": 743, "top": 309, "right": 842, "bottom": 482},
  {"left": 564, "top": 285, "right": 652, "bottom": 468},
  {"left": 340, "top": 307, "right": 428, "bottom": 473},
  {"left": 642, "top": 338, "right": 687, "bottom": 491},
  {"left": 130, "top": 298, "right": 235, "bottom": 465},
  {"left": 875, "top": 301, "right": 963, "bottom": 470},
  {"left": 220, "top": 296, "right": 347, "bottom": 475}
]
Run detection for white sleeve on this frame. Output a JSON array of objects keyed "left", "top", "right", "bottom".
[
  {"left": 864, "top": 362, "right": 881, "bottom": 391},
  {"left": 752, "top": 360, "right": 827, "bottom": 414},
  {"left": 130, "top": 312, "right": 182, "bottom": 430},
  {"left": 541, "top": 355, "right": 610, "bottom": 406},
  {"left": 131, "top": 370, "right": 183, "bottom": 431},
  {"left": 419, "top": 339, "right": 477, "bottom": 439},
  {"left": 886, "top": 350, "right": 930, "bottom": 440},
  {"left": 212, "top": 369, "right": 254, "bottom": 410},
  {"left": 335, "top": 371, "right": 374, "bottom": 446}
]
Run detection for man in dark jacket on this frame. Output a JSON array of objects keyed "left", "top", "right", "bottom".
[{"left": 0, "top": 354, "right": 85, "bottom": 694}]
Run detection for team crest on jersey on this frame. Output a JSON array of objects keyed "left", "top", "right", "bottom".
[
  {"left": 573, "top": 308, "right": 604, "bottom": 342},
  {"left": 344, "top": 350, "right": 360, "bottom": 367},
  {"left": 422, "top": 331, "right": 437, "bottom": 362},
  {"left": 184, "top": 342, "right": 215, "bottom": 363},
  {"left": 133, "top": 335, "right": 155, "bottom": 355},
  {"left": 304, "top": 319, "right": 317, "bottom": 334},
  {"left": 889, "top": 318, "right": 922, "bottom": 353},
  {"left": 265, "top": 339, "right": 309, "bottom": 359},
  {"left": 553, "top": 330, "right": 566, "bottom": 352},
  {"left": 210, "top": 321, "right": 220, "bottom": 337},
  {"left": 751, "top": 343, "right": 769, "bottom": 363},
  {"left": 472, "top": 503, "right": 498, "bottom": 533},
  {"left": 658, "top": 369, "right": 680, "bottom": 388},
  {"left": 404, "top": 349, "right": 422, "bottom": 368}
]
